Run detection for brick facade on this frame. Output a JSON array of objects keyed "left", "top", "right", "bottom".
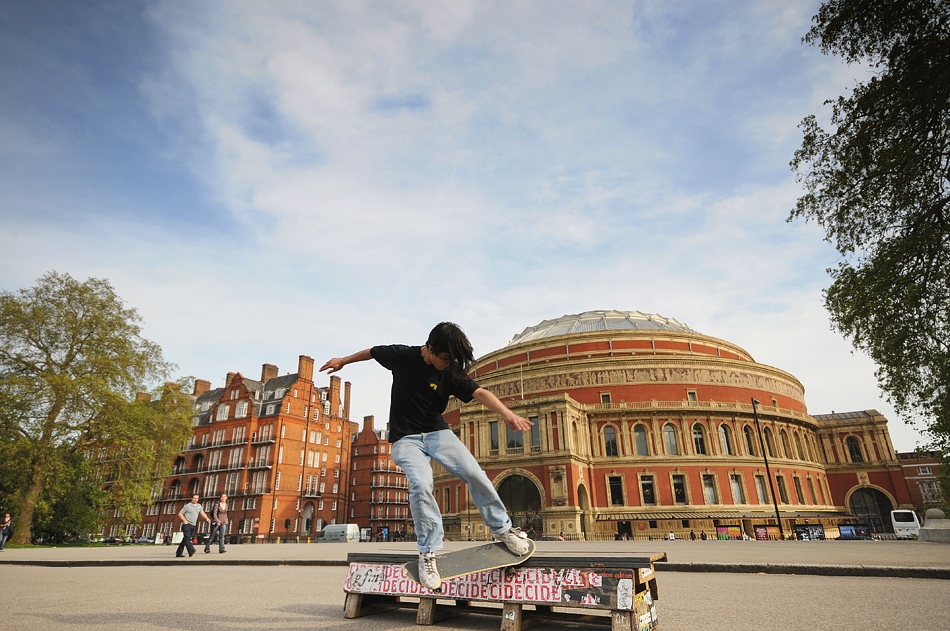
[{"left": 129, "top": 355, "right": 358, "bottom": 543}]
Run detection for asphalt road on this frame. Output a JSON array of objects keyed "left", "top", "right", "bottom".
[
  {"left": 1, "top": 540, "right": 947, "bottom": 630},
  {"left": 2, "top": 564, "right": 948, "bottom": 631}
]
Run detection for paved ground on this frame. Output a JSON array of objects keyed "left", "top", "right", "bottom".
[
  {"left": 2, "top": 538, "right": 948, "bottom": 573},
  {"left": 1, "top": 539, "right": 948, "bottom": 630}
]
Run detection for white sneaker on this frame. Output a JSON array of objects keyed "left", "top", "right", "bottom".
[
  {"left": 418, "top": 552, "right": 442, "bottom": 590},
  {"left": 493, "top": 527, "right": 530, "bottom": 555}
]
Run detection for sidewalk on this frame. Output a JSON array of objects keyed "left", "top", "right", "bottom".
[{"left": 2, "top": 538, "right": 947, "bottom": 578}]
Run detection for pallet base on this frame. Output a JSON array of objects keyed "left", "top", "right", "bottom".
[{"left": 343, "top": 552, "right": 662, "bottom": 631}]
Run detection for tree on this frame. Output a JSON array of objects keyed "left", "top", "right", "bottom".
[
  {"left": 789, "top": 1, "right": 950, "bottom": 464},
  {"left": 0, "top": 271, "right": 190, "bottom": 543}
]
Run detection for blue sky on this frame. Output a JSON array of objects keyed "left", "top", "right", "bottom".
[{"left": 0, "top": 0, "right": 926, "bottom": 450}]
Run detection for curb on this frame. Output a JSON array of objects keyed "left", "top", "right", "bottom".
[
  {"left": 0, "top": 559, "right": 348, "bottom": 568},
  {"left": 3, "top": 558, "right": 949, "bottom": 579},
  {"left": 659, "top": 562, "right": 950, "bottom": 580}
]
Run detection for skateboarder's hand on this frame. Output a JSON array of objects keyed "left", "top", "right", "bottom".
[
  {"left": 320, "top": 358, "right": 346, "bottom": 374},
  {"left": 502, "top": 412, "right": 533, "bottom": 432}
]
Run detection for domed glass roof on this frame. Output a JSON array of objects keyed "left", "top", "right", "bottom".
[{"left": 508, "top": 310, "right": 697, "bottom": 345}]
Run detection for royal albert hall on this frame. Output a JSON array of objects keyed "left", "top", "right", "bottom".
[{"left": 439, "top": 310, "right": 904, "bottom": 541}]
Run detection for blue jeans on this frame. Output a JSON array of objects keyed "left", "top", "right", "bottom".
[
  {"left": 391, "top": 430, "right": 512, "bottom": 554},
  {"left": 205, "top": 523, "right": 228, "bottom": 551}
]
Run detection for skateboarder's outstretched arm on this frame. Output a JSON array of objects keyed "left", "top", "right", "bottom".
[
  {"left": 472, "top": 388, "right": 534, "bottom": 432},
  {"left": 320, "top": 349, "right": 372, "bottom": 374}
]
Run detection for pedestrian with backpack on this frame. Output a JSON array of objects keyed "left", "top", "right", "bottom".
[{"left": 204, "top": 493, "right": 230, "bottom": 554}]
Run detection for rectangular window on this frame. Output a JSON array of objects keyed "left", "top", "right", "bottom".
[
  {"left": 639, "top": 475, "right": 655, "bottom": 505},
  {"left": 529, "top": 417, "right": 541, "bottom": 452},
  {"left": 600, "top": 393, "right": 611, "bottom": 404},
  {"left": 489, "top": 422, "right": 499, "bottom": 454},
  {"left": 776, "top": 476, "right": 789, "bottom": 504},
  {"left": 806, "top": 478, "right": 817, "bottom": 505},
  {"left": 506, "top": 426, "right": 524, "bottom": 453},
  {"left": 754, "top": 475, "right": 768, "bottom": 503},
  {"left": 920, "top": 480, "right": 943, "bottom": 504},
  {"left": 686, "top": 390, "right": 698, "bottom": 402},
  {"left": 216, "top": 405, "right": 229, "bottom": 421},
  {"left": 730, "top": 474, "right": 745, "bottom": 504},
  {"left": 702, "top": 474, "right": 718, "bottom": 504},
  {"left": 917, "top": 466, "right": 933, "bottom": 475},
  {"left": 793, "top": 477, "right": 805, "bottom": 504},
  {"left": 672, "top": 474, "right": 687, "bottom": 504},
  {"left": 236, "top": 401, "right": 248, "bottom": 418},
  {"left": 608, "top": 476, "right": 625, "bottom": 505}
]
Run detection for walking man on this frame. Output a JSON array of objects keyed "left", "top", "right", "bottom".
[{"left": 176, "top": 494, "right": 211, "bottom": 558}]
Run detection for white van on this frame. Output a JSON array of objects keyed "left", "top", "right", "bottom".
[
  {"left": 318, "top": 524, "right": 361, "bottom": 543},
  {"left": 890, "top": 510, "right": 920, "bottom": 539}
]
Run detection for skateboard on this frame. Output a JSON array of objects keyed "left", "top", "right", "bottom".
[{"left": 404, "top": 539, "right": 536, "bottom": 587}]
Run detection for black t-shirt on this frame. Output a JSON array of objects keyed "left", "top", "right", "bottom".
[{"left": 371, "top": 344, "right": 480, "bottom": 444}]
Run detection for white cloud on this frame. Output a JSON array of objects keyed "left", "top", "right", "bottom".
[{"left": 0, "top": 0, "right": 928, "bottom": 453}]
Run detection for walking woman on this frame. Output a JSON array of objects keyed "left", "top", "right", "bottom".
[{"left": 205, "top": 494, "right": 230, "bottom": 553}]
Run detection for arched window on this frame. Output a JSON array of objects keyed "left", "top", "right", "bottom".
[
  {"left": 744, "top": 426, "right": 757, "bottom": 456},
  {"left": 692, "top": 424, "right": 707, "bottom": 455},
  {"left": 604, "top": 426, "right": 619, "bottom": 457},
  {"left": 169, "top": 480, "right": 182, "bottom": 499},
  {"left": 846, "top": 436, "right": 864, "bottom": 463},
  {"left": 719, "top": 424, "right": 733, "bottom": 456},
  {"left": 794, "top": 433, "right": 805, "bottom": 460},
  {"left": 633, "top": 425, "right": 650, "bottom": 456},
  {"left": 763, "top": 427, "right": 776, "bottom": 458},
  {"left": 663, "top": 424, "right": 679, "bottom": 455},
  {"left": 780, "top": 430, "right": 791, "bottom": 459}
]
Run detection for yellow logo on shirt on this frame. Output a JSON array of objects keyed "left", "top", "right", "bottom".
[{"left": 429, "top": 383, "right": 438, "bottom": 391}]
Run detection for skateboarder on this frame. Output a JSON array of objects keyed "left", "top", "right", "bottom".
[{"left": 320, "top": 322, "right": 533, "bottom": 590}]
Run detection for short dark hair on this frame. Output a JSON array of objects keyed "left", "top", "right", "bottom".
[{"left": 426, "top": 322, "right": 474, "bottom": 380}]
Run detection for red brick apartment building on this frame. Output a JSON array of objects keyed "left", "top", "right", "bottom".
[
  {"left": 349, "top": 415, "right": 409, "bottom": 541},
  {"left": 897, "top": 450, "right": 947, "bottom": 511},
  {"left": 127, "top": 355, "right": 358, "bottom": 542}
]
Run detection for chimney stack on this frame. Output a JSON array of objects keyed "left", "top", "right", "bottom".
[
  {"left": 343, "top": 381, "right": 352, "bottom": 420},
  {"left": 226, "top": 372, "right": 236, "bottom": 386},
  {"left": 261, "top": 363, "right": 279, "bottom": 382},
  {"left": 194, "top": 379, "right": 211, "bottom": 396},
  {"left": 363, "top": 415, "right": 375, "bottom": 434},
  {"left": 298, "top": 355, "right": 315, "bottom": 382},
  {"left": 329, "top": 375, "right": 342, "bottom": 417}
]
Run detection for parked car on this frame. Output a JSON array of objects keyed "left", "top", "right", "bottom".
[
  {"left": 134, "top": 535, "right": 154, "bottom": 544},
  {"left": 102, "top": 536, "right": 124, "bottom": 544}
]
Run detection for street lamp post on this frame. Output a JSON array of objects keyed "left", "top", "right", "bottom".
[{"left": 752, "top": 398, "right": 785, "bottom": 540}]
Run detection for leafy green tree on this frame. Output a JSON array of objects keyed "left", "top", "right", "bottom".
[
  {"left": 790, "top": 1, "right": 950, "bottom": 465},
  {"left": 0, "top": 272, "right": 190, "bottom": 543}
]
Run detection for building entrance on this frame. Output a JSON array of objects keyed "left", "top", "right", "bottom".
[
  {"left": 848, "top": 488, "right": 894, "bottom": 533},
  {"left": 497, "top": 474, "right": 543, "bottom": 535}
]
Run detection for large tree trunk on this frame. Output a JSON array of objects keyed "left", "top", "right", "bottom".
[
  {"left": 11, "top": 460, "right": 49, "bottom": 545},
  {"left": 11, "top": 409, "right": 59, "bottom": 545}
]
